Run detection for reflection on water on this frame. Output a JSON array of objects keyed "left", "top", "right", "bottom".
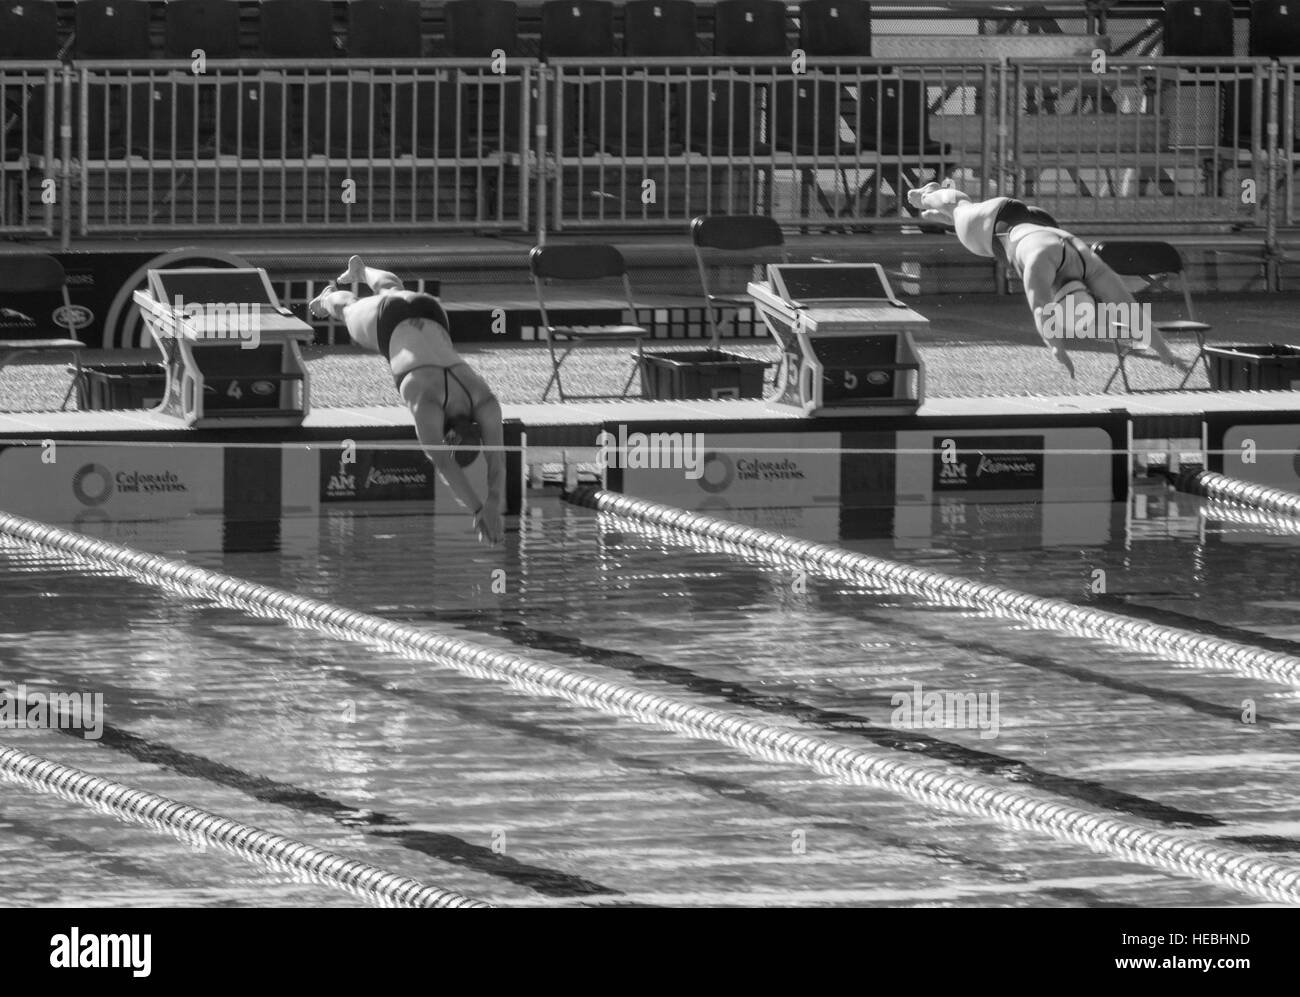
[{"left": 1, "top": 487, "right": 1298, "bottom": 908}]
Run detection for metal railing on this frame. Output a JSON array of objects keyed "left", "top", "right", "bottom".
[
  {"left": 546, "top": 57, "right": 994, "bottom": 230},
  {"left": 5, "top": 55, "right": 1300, "bottom": 240},
  {"left": 1009, "top": 57, "right": 1271, "bottom": 227},
  {"left": 0, "top": 62, "right": 61, "bottom": 237},
  {"left": 72, "top": 59, "right": 535, "bottom": 234}
]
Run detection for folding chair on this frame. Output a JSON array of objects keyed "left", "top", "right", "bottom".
[
  {"left": 691, "top": 214, "right": 785, "bottom": 347},
  {"left": 528, "top": 244, "right": 650, "bottom": 402},
  {"left": 1091, "top": 240, "right": 1212, "bottom": 392},
  {"left": 0, "top": 253, "right": 86, "bottom": 410}
]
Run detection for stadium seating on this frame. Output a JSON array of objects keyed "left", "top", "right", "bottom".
[
  {"left": 0, "top": 0, "right": 60, "bottom": 159},
  {"left": 158, "top": 0, "right": 241, "bottom": 155},
  {"left": 349, "top": 0, "right": 424, "bottom": 156},
  {"left": 616, "top": 0, "right": 698, "bottom": 155},
  {"left": 247, "top": 0, "right": 336, "bottom": 157},
  {"left": 542, "top": 1, "right": 617, "bottom": 157},
  {"left": 0, "top": 0, "right": 59, "bottom": 59},
  {"left": 691, "top": 0, "right": 789, "bottom": 156},
  {"left": 75, "top": 0, "right": 154, "bottom": 158}
]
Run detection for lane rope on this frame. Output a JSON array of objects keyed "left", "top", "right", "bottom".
[
  {"left": 0, "top": 744, "right": 490, "bottom": 909},
  {"left": 2, "top": 508, "right": 1299, "bottom": 904},
  {"left": 564, "top": 487, "right": 1300, "bottom": 691},
  {"left": 1178, "top": 469, "right": 1300, "bottom": 522}
]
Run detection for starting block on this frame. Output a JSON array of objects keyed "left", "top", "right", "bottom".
[
  {"left": 748, "top": 263, "right": 927, "bottom": 416},
  {"left": 134, "top": 268, "right": 314, "bottom": 428}
]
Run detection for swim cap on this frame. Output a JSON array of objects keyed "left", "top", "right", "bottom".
[{"left": 444, "top": 416, "right": 483, "bottom": 468}]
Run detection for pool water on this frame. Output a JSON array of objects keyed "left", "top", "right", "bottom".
[{"left": 2, "top": 490, "right": 1299, "bottom": 907}]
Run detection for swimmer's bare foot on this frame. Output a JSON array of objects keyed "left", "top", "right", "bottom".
[
  {"left": 308, "top": 282, "right": 337, "bottom": 319},
  {"left": 337, "top": 255, "right": 368, "bottom": 286},
  {"left": 336, "top": 255, "right": 404, "bottom": 292}
]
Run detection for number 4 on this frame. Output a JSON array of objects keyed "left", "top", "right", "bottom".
[{"left": 227, "top": 381, "right": 243, "bottom": 399}]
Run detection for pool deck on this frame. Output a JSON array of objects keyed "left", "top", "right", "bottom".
[{"left": 2, "top": 388, "right": 1298, "bottom": 438}]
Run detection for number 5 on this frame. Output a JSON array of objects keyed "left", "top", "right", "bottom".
[{"left": 843, "top": 370, "right": 858, "bottom": 390}]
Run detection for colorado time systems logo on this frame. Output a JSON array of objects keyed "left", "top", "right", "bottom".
[{"left": 71, "top": 463, "right": 189, "bottom": 507}]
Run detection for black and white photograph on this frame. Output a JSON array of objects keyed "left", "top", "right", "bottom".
[{"left": 0, "top": 0, "right": 1291, "bottom": 955}]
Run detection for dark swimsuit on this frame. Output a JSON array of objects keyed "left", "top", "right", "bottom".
[
  {"left": 991, "top": 199, "right": 1090, "bottom": 283},
  {"left": 375, "top": 291, "right": 467, "bottom": 396}
]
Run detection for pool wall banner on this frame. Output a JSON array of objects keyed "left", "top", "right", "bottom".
[
  {"left": 892, "top": 426, "right": 1115, "bottom": 547},
  {"left": 1214, "top": 423, "right": 1300, "bottom": 489},
  {"left": 610, "top": 430, "right": 843, "bottom": 541}
]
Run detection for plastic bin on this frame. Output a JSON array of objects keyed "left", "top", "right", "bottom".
[
  {"left": 1204, "top": 344, "right": 1300, "bottom": 391},
  {"left": 75, "top": 362, "right": 168, "bottom": 410},
  {"left": 639, "top": 349, "right": 769, "bottom": 400}
]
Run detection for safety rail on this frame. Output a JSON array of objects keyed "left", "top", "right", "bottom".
[
  {"left": 1009, "top": 57, "right": 1273, "bottom": 227},
  {"left": 546, "top": 56, "right": 994, "bottom": 230},
  {"left": 72, "top": 59, "right": 536, "bottom": 235},
  {"left": 1280, "top": 59, "right": 1300, "bottom": 228},
  {"left": 4, "top": 54, "right": 1300, "bottom": 240},
  {"left": 0, "top": 61, "right": 62, "bottom": 237}
]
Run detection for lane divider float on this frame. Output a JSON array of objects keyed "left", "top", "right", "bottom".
[
  {"left": 565, "top": 487, "right": 1300, "bottom": 691},
  {"left": 0, "top": 744, "right": 489, "bottom": 909},
  {"left": 2, "top": 508, "right": 1299, "bottom": 903}
]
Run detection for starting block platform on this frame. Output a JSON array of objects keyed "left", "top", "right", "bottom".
[{"left": 132, "top": 267, "right": 314, "bottom": 428}]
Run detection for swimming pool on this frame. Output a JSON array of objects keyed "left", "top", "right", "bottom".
[{"left": 2, "top": 485, "right": 1299, "bottom": 907}]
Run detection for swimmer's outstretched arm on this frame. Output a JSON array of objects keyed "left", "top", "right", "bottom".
[
  {"left": 1018, "top": 251, "right": 1077, "bottom": 379},
  {"left": 472, "top": 398, "right": 506, "bottom": 545},
  {"left": 399, "top": 374, "right": 505, "bottom": 545}
]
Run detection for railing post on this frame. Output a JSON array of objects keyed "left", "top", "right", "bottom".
[
  {"left": 1266, "top": 60, "right": 1281, "bottom": 290},
  {"left": 535, "top": 66, "right": 548, "bottom": 244},
  {"left": 60, "top": 65, "right": 73, "bottom": 251}
]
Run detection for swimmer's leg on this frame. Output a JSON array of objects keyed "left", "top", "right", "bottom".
[
  {"left": 338, "top": 255, "right": 404, "bottom": 293},
  {"left": 1072, "top": 240, "right": 1181, "bottom": 367},
  {"left": 308, "top": 282, "right": 357, "bottom": 321}
]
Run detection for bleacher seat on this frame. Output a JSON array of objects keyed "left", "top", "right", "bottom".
[
  {"left": 75, "top": 1, "right": 153, "bottom": 158},
  {"left": 349, "top": 0, "right": 423, "bottom": 57},
  {"left": 165, "top": 0, "right": 241, "bottom": 59},
  {"left": 691, "top": 0, "right": 788, "bottom": 155},
  {"left": 615, "top": 0, "right": 698, "bottom": 155},
  {"left": 439, "top": 0, "right": 522, "bottom": 156},
  {"left": 1, "top": 1, "right": 60, "bottom": 159},
  {"left": 773, "top": 0, "right": 868, "bottom": 157},
  {"left": 248, "top": 0, "right": 337, "bottom": 157},
  {"left": 542, "top": 1, "right": 617, "bottom": 157},
  {"left": 349, "top": 0, "right": 421, "bottom": 156},
  {"left": 1244, "top": 0, "right": 1300, "bottom": 150},
  {"left": 443, "top": 0, "right": 520, "bottom": 58},
  {"left": 1163, "top": 0, "right": 1234, "bottom": 57},
  {"left": 159, "top": 1, "right": 241, "bottom": 155},
  {"left": 798, "top": 0, "right": 870, "bottom": 57},
  {"left": 0, "top": 0, "right": 59, "bottom": 58}
]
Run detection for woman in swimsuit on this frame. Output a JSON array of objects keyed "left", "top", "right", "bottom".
[
  {"left": 907, "top": 181, "right": 1184, "bottom": 379},
  {"left": 309, "top": 256, "right": 505, "bottom": 545}
]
